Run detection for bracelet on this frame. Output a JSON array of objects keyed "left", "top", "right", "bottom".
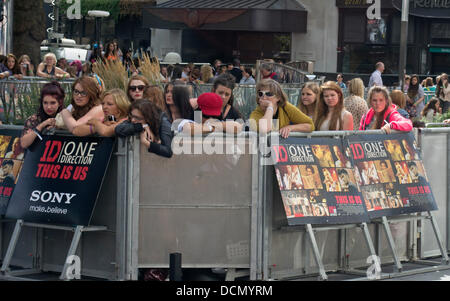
[
  {"left": 266, "top": 106, "right": 274, "bottom": 112},
  {"left": 142, "top": 124, "right": 149, "bottom": 128},
  {"left": 32, "top": 128, "right": 43, "bottom": 140}
]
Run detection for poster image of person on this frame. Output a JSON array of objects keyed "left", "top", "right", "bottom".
[
  {"left": 299, "top": 165, "right": 323, "bottom": 189},
  {"left": 337, "top": 169, "right": 359, "bottom": 193},
  {"left": 5, "top": 138, "right": 25, "bottom": 161},
  {"left": 311, "top": 145, "right": 335, "bottom": 167},
  {"left": 311, "top": 200, "right": 330, "bottom": 217},
  {"left": 388, "top": 194, "right": 403, "bottom": 209},
  {"left": 333, "top": 145, "right": 351, "bottom": 168},
  {"left": 384, "top": 140, "right": 406, "bottom": 161},
  {"left": 361, "top": 185, "right": 386, "bottom": 211},
  {"left": 367, "top": 18, "right": 386, "bottom": 44},
  {"left": 0, "top": 159, "right": 22, "bottom": 215},
  {"left": 375, "top": 160, "right": 396, "bottom": 183},
  {"left": 359, "top": 161, "right": 380, "bottom": 185},
  {"left": 394, "top": 161, "right": 412, "bottom": 184},
  {"left": 354, "top": 165, "right": 364, "bottom": 186},
  {"left": 275, "top": 167, "right": 286, "bottom": 190},
  {"left": 322, "top": 168, "right": 341, "bottom": 192},
  {"left": 402, "top": 139, "right": 419, "bottom": 161},
  {"left": 282, "top": 193, "right": 296, "bottom": 217},
  {"left": 286, "top": 165, "right": 304, "bottom": 190},
  {"left": 408, "top": 161, "right": 428, "bottom": 185},
  {"left": 0, "top": 135, "right": 12, "bottom": 158}
]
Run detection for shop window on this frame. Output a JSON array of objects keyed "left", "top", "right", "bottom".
[
  {"left": 431, "top": 23, "right": 450, "bottom": 40},
  {"left": 343, "top": 14, "right": 365, "bottom": 43},
  {"left": 390, "top": 14, "right": 415, "bottom": 44}
]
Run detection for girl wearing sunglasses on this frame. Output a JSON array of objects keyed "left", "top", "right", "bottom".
[
  {"left": 127, "top": 75, "right": 150, "bottom": 102},
  {"left": 249, "top": 79, "right": 314, "bottom": 138},
  {"left": 72, "top": 89, "right": 131, "bottom": 137},
  {"left": 60, "top": 76, "right": 104, "bottom": 133}
]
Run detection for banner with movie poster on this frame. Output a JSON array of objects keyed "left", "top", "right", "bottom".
[
  {"left": 346, "top": 132, "right": 437, "bottom": 219},
  {"left": 5, "top": 135, "right": 115, "bottom": 226},
  {"left": 0, "top": 128, "right": 26, "bottom": 216},
  {"left": 272, "top": 137, "right": 369, "bottom": 226}
]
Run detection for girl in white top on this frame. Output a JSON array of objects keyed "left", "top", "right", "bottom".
[{"left": 314, "top": 81, "right": 353, "bottom": 131}]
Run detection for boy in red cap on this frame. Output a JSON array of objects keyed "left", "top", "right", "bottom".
[{"left": 177, "top": 92, "right": 242, "bottom": 134}]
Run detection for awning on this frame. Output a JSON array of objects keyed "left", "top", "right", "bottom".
[{"left": 142, "top": 0, "right": 308, "bottom": 33}]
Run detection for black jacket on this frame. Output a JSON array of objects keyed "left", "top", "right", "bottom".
[{"left": 115, "top": 112, "right": 173, "bottom": 158}]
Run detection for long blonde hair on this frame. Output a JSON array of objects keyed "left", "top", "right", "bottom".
[
  {"left": 347, "top": 78, "right": 365, "bottom": 98},
  {"left": 298, "top": 82, "right": 320, "bottom": 119},
  {"left": 314, "top": 81, "right": 345, "bottom": 130},
  {"left": 101, "top": 88, "right": 130, "bottom": 120}
]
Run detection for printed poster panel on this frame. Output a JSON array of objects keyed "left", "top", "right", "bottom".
[
  {"left": 5, "top": 135, "right": 114, "bottom": 226},
  {"left": 0, "top": 128, "right": 26, "bottom": 216},
  {"left": 272, "top": 137, "right": 369, "bottom": 226},
  {"left": 346, "top": 132, "right": 437, "bottom": 219}
]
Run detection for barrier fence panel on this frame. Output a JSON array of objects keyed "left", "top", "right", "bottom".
[
  {"left": 132, "top": 133, "right": 259, "bottom": 280},
  {"left": 0, "top": 128, "right": 126, "bottom": 280},
  {"left": 417, "top": 128, "right": 450, "bottom": 258},
  {"left": 262, "top": 130, "right": 438, "bottom": 280}
]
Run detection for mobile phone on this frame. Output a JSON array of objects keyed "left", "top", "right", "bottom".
[{"left": 108, "top": 115, "right": 116, "bottom": 122}]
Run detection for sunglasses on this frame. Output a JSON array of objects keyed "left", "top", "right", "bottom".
[
  {"left": 258, "top": 91, "right": 274, "bottom": 98},
  {"left": 129, "top": 85, "right": 147, "bottom": 92},
  {"left": 73, "top": 89, "right": 88, "bottom": 97}
]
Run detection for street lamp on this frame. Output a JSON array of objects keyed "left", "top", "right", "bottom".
[
  {"left": 87, "top": 10, "right": 110, "bottom": 47},
  {"left": 398, "top": 0, "right": 409, "bottom": 90}
]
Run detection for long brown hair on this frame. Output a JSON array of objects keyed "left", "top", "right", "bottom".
[
  {"left": 71, "top": 76, "right": 101, "bottom": 120},
  {"left": 130, "top": 99, "right": 162, "bottom": 141},
  {"left": 314, "top": 81, "right": 344, "bottom": 130},
  {"left": 127, "top": 75, "right": 150, "bottom": 102},
  {"left": 367, "top": 86, "right": 392, "bottom": 130},
  {"left": 146, "top": 85, "right": 168, "bottom": 115}
]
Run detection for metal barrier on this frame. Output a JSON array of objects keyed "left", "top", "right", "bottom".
[{"left": 0, "top": 127, "right": 449, "bottom": 281}]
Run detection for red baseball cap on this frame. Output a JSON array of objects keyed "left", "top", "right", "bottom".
[{"left": 197, "top": 92, "right": 222, "bottom": 117}]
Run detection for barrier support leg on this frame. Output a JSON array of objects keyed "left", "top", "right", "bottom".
[
  {"left": 427, "top": 211, "right": 449, "bottom": 265},
  {"left": 59, "top": 225, "right": 83, "bottom": 280},
  {"left": 381, "top": 217, "right": 403, "bottom": 272},
  {"left": 0, "top": 219, "right": 23, "bottom": 274},
  {"left": 306, "top": 224, "right": 327, "bottom": 280}
]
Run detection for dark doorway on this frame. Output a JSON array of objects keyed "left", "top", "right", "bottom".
[{"left": 431, "top": 53, "right": 450, "bottom": 74}]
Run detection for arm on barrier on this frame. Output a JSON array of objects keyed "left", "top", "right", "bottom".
[
  {"left": 61, "top": 106, "right": 104, "bottom": 133},
  {"left": 147, "top": 115, "right": 173, "bottom": 158}
]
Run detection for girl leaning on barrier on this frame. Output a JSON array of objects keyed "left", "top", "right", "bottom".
[
  {"left": 249, "top": 79, "right": 314, "bottom": 138},
  {"left": 60, "top": 76, "right": 104, "bottom": 133},
  {"left": 36, "top": 53, "right": 70, "bottom": 79},
  {"left": 72, "top": 89, "right": 130, "bottom": 137},
  {"left": 314, "top": 81, "right": 353, "bottom": 131},
  {"left": 359, "top": 86, "right": 413, "bottom": 133},
  {"left": 163, "top": 82, "right": 195, "bottom": 123},
  {"left": 20, "top": 81, "right": 65, "bottom": 149},
  {"left": 298, "top": 81, "right": 320, "bottom": 121},
  {"left": 18, "top": 55, "right": 35, "bottom": 77},
  {"left": 115, "top": 99, "right": 173, "bottom": 158},
  {"left": 436, "top": 73, "right": 450, "bottom": 114}
]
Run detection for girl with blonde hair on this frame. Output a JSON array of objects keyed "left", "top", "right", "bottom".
[
  {"left": 344, "top": 78, "right": 368, "bottom": 130},
  {"left": 298, "top": 82, "right": 320, "bottom": 120},
  {"left": 72, "top": 88, "right": 131, "bottom": 137}
]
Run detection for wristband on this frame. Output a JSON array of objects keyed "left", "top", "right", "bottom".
[
  {"left": 266, "top": 106, "right": 274, "bottom": 112},
  {"left": 33, "top": 128, "right": 43, "bottom": 140},
  {"left": 142, "top": 124, "right": 149, "bottom": 128}
]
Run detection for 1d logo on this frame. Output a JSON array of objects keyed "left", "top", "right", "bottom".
[{"left": 367, "top": 0, "right": 381, "bottom": 19}]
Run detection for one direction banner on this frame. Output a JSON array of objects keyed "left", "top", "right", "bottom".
[
  {"left": 346, "top": 132, "right": 437, "bottom": 219},
  {"left": 5, "top": 135, "right": 114, "bottom": 226},
  {"left": 0, "top": 128, "right": 26, "bottom": 216},
  {"left": 272, "top": 137, "right": 369, "bottom": 225}
]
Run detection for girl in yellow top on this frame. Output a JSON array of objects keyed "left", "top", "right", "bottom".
[{"left": 250, "top": 79, "right": 314, "bottom": 138}]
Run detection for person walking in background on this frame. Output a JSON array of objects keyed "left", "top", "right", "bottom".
[
  {"left": 344, "top": 78, "right": 368, "bottom": 130},
  {"left": 240, "top": 67, "right": 256, "bottom": 85},
  {"left": 436, "top": 73, "right": 450, "bottom": 113},
  {"left": 229, "top": 58, "right": 243, "bottom": 83},
  {"left": 368, "top": 62, "right": 384, "bottom": 87},
  {"left": 405, "top": 74, "right": 425, "bottom": 119},
  {"left": 336, "top": 73, "right": 346, "bottom": 89}
]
